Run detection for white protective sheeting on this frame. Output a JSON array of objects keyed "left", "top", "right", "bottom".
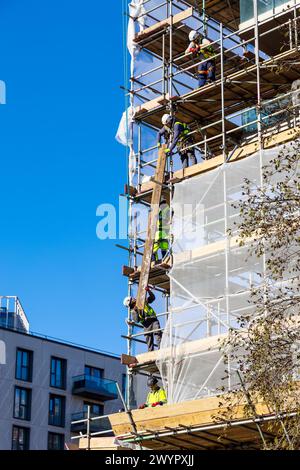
[
  {"left": 115, "top": 1, "right": 146, "bottom": 183},
  {"left": 156, "top": 143, "right": 296, "bottom": 404}
]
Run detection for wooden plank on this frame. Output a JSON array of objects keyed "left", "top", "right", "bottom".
[
  {"left": 122, "top": 265, "right": 134, "bottom": 277},
  {"left": 108, "top": 394, "right": 270, "bottom": 436},
  {"left": 134, "top": 8, "right": 194, "bottom": 43},
  {"left": 124, "top": 263, "right": 170, "bottom": 289},
  {"left": 121, "top": 354, "right": 137, "bottom": 366},
  {"left": 124, "top": 422, "right": 269, "bottom": 449},
  {"left": 135, "top": 94, "right": 169, "bottom": 115},
  {"left": 205, "top": 0, "right": 240, "bottom": 29},
  {"left": 172, "top": 154, "right": 225, "bottom": 182},
  {"left": 136, "top": 145, "right": 168, "bottom": 310},
  {"left": 124, "top": 184, "right": 136, "bottom": 198},
  {"left": 183, "top": 0, "right": 240, "bottom": 30}
]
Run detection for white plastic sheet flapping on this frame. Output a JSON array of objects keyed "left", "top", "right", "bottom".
[
  {"left": 156, "top": 143, "right": 298, "bottom": 404},
  {"left": 115, "top": 1, "right": 146, "bottom": 183}
]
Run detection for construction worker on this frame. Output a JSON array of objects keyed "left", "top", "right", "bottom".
[
  {"left": 152, "top": 199, "right": 170, "bottom": 263},
  {"left": 157, "top": 114, "right": 197, "bottom": 169},
  {"left": 186, "top": 30, "right": 216, "bottom": 88},
  {"left": 139, "top": 376, "right": 167, "bottom": 409},
  {"left": 123, "top": 287, "right": 162, "bottom": 352}
]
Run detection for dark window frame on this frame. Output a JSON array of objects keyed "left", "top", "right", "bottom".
[
  {"left": 13, "top": 386, "right": 32, "bottom": 421},
  {"left": 48, "top": 432, "right": 65, "bottom": 451},
  {"left": 50, "top": 356, "right": 67, "bottom": 390},
  {"left": 83, "top": 401, "right": 104, "bottom": 417},
  {"left": 84, "top": 365, "right": 104, "bottom": 379},
  {"left": 122, "top": 373, "right": 127, "bottom": 400},
  {"left": 11, "top": 425, "right": 30, "bottom": 450},
  {"left": 48, "top": 394, "right": 66, "bottom": 428},
  {"left": 15, "top": 348, "right": 33, "bottom": 382}
]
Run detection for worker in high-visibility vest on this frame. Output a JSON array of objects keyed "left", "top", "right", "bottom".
[
  {"left": 186, "top": 30, "right": 216, "bottom": 88},
  {"left": 123, "top": 287, "right": 162, "bottom": 352},
  {"left": 139, "top": 376, "right": 167, "bottom": 409},
  {"left": 152, "top": 199, "right": 170, "bottom": 263},
  {"left": 157, "top": 114, "right": 197, "bottom": 169}
]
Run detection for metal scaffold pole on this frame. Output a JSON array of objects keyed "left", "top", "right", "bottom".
[{"left": 254, "top": 0, "right": 262, "bottom": 151}]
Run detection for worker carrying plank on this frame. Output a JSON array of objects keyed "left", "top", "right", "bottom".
[
  {"left": 152, "top": 198, "right": 170, "bottom": 263},
  {"left": 123, "top": 286, "right": 162, "bottom": 352},
  {"left": 139, "top": 376, "right": 167, "bottom": 409},
  {"left": 185, "top": 30, "right": 216, "bottom": 88},
  {"left": 157, "top": 114, "right": 197, "bottom": 169}
]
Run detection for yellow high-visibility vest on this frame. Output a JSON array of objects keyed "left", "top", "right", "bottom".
[{"left": 146, "top": 388, "right": 167, "bottom": 406}]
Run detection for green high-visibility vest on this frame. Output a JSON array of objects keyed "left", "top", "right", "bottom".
[
  {"left": 139, "top": 303, "right": 157, "bottom": 323},
  {"left": 164, "top": 122, "right": 189, "bottom": 143},
  {"left": 175, "top": 122, "right": 190, "bottom": 142},
  {"left": 155, "top": 206, "right": 170, "bottom": 243},
  {"left": 200, "top": 44, "right": 215, "bottom": 59}
]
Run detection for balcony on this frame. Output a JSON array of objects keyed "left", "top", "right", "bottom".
[
  {"left": 72, "top": 375, "right": 118, "bottom": 401},
  {"left": 0, "top": 296, "right": 29, "bottom": 333},
  {"left": 71, "top": 411, "right": 112, "bottom": 435}
]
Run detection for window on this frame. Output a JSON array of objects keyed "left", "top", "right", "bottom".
[
  {"left": 83, "top": 402, "right": 104, "bottom": 417},
  {"left": 84, "top": 365, "right": 103, "bottom": 379},
  {"left": 12, "top": 426, "right": 30, "bottom": 450},
  {"left": 14, "top": 387, "right": 31, "bottom": 421},
  {"left": 50, "top": 357, "right": 67, "bottom": 389},
  {"left": 122, "top": 374, "right": 127, "bottom": 401},
  {"left": 48, "top": 432, "right": 65, "bottom": 450},
  {"left": 15, "top": 349, "right": 33, "bottom": 382},
  {"left": 49, "top": 394, "right": 66, "bottom": 427}
]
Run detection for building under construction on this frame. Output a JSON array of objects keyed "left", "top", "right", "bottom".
[{"left": 76, "top": 0, "right": 300, "bottom": 450}]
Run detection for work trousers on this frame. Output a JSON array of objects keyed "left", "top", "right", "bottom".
[
  {"left": 143, "top": 318, "right": 162, "bottom": 352},
  {"left": 180, "top": 149, "right": 197, "bottom": 169},
  {"left": 198, "top": 59, "right": 216, "bottom": 87}
]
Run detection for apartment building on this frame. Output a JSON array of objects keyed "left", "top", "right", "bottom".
[{"left": 0, "top": 296, "right": 126, "bottom": 450}]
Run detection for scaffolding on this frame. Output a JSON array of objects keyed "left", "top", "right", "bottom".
[
  {"left": 119, "top": 0, "right": 300, "bottom": 411},
  {"left": 71, "top": 2, "right": 300, "bottom": 450}
]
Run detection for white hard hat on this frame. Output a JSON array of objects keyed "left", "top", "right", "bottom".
[
  {"left": 162, "top": 114, "right": 172, "bottom": 125},
  {"left": 123, "top": 296, "right": 132, "bottom": 308},
  {"left": 189, "top": 30, "right": 200, "bottom": 42}
]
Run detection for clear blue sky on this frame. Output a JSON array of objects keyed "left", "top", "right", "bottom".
[{"left": 0, "top": 0, "right": 129, "bottom": 354}]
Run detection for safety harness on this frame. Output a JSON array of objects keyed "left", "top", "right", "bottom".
[{"left": 136, "top": 303, "right": 157, "bottom": 324}]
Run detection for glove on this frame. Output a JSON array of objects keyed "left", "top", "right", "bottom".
[
  {"left": 243, "top": 50, "right": 251, "bottom": 58},
  {"left": 151, "top": 402, "right": 160, "bottom": 407},
  {"left": 145, "top": 286, "right": 151, "bottom": 292},
  {"left": 164, "top": 148, "right": 171, "bottom": 154}
]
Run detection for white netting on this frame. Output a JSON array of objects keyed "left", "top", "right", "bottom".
[{"left": 156, "top": 143, "right": 298, "bottom": 404}]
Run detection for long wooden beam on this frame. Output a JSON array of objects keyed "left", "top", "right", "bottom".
[{"left": 136, "top": 145, "right": 168, "bottom": 309}]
